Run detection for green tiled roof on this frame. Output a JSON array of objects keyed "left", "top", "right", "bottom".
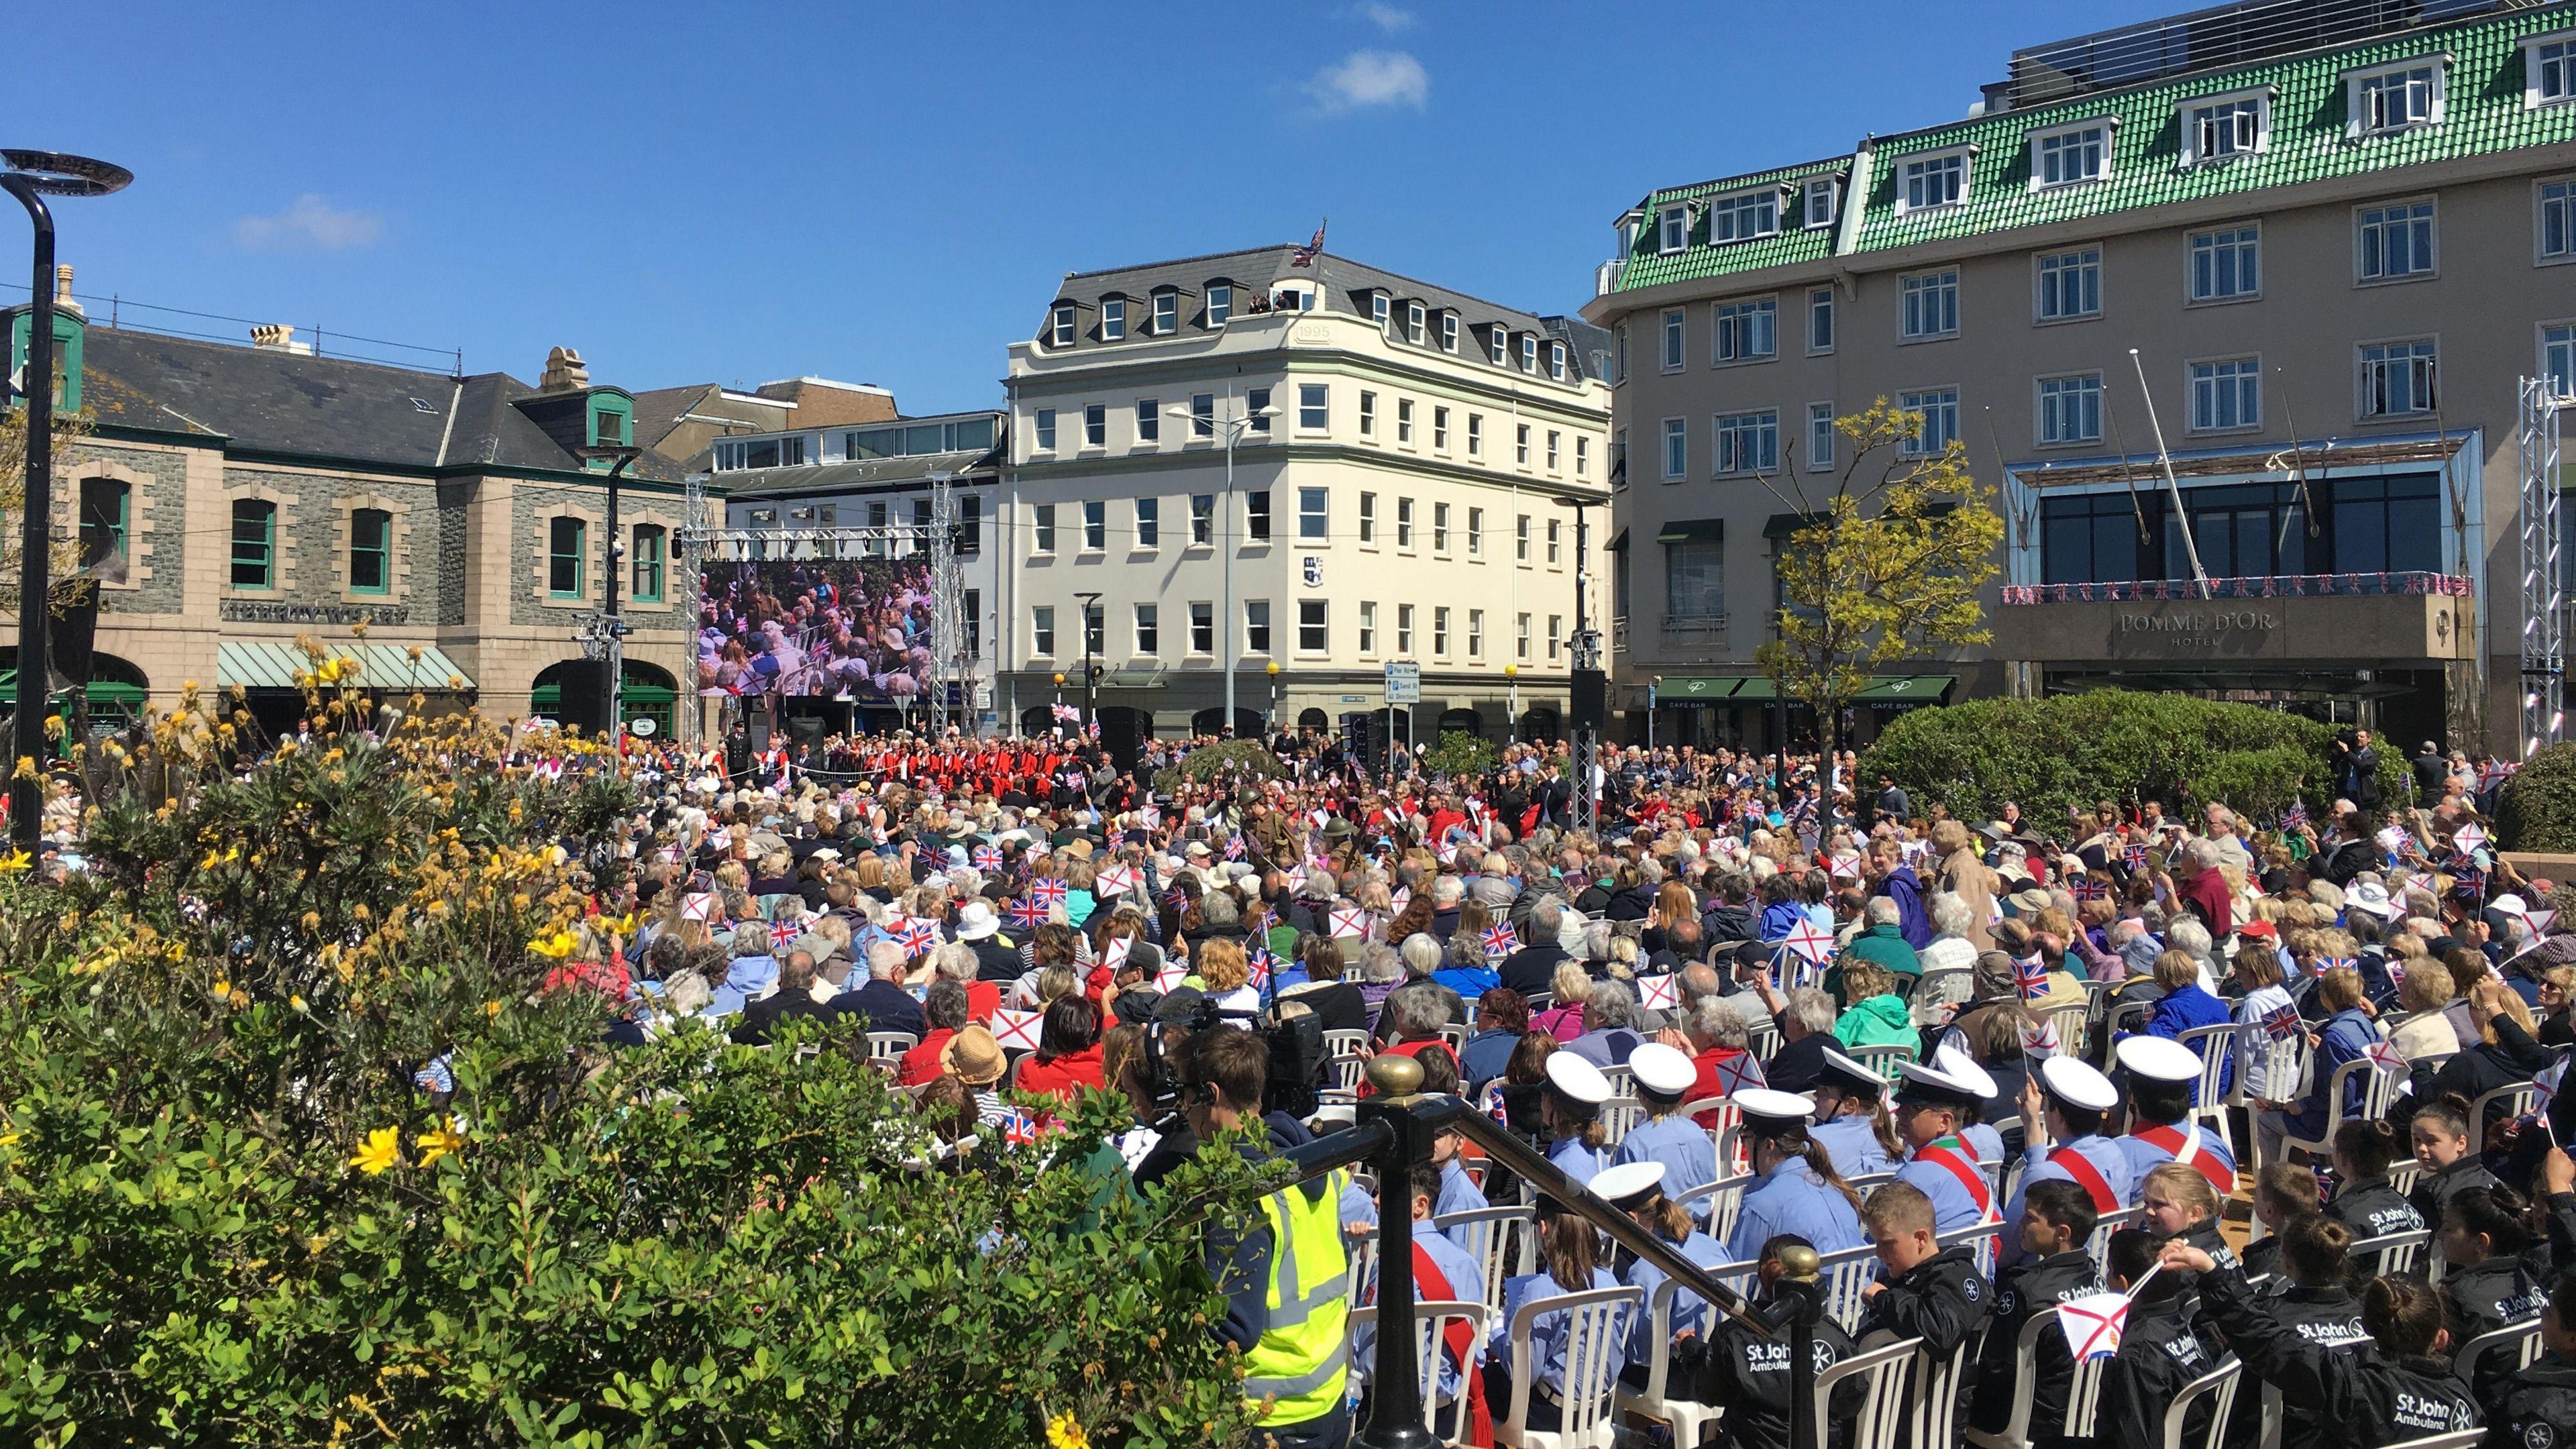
[
  {"left": 1617, "top": 159, "right": 1848, "bottom": 291},
  {"left": 1613, "top": 3, "right": 2576, "bottom": 293}
]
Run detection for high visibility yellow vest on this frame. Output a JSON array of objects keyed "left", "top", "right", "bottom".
[{"left": 1241, "top": 1169, "right": 1350, "bottom": 1424}]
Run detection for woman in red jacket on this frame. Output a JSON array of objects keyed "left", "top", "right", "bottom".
[{"left": 1014, "top": 994, "right": 1106, "bottom": 1102}]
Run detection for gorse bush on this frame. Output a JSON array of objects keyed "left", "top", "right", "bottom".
[
  {"left": 1857, "top": 689, "right": 2410, "bottom": 826},
  {"left": 0, "top": 659, "right": 1274, "bottom": 1447},
  {"left": 1154, "top": 737, "right": 1288, "bottom": 794},
  {"left": 1421, "top": 730, "right": 1496, "bottom": 781},
  {"left": 2498, "top": 741, "right": 2576, "bottom": 853}
]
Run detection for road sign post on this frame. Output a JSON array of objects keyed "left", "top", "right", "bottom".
[{"left": 1383, "top": 661, "right": 1419, "bottom": 777}]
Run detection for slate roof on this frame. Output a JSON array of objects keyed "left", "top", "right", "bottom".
[
  {"left": 627, "top": 382, "right": 717, "bottom": 452},
  {"left": 77, "top": 327, "right": 684, "bottom": 481},
  {"left": 1043, "top": 244, "right": 1604, "bottom": 384},
  {"left": 714, "top": 446, "right": 999, "bottom": 498},
  {"left": 1610, "top": 1, "right": 2576, "bottom": 292}
]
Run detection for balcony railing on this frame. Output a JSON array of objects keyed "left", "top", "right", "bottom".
[
  {"left": 1595, "top": 259, "right": 1625, "bottom": 297},
  {"left": 2002, "top": 571, "right": 2472, "bottom": 604},
  {"left": 1662, "top": 611, "right": 1729, "bottom": 636}
]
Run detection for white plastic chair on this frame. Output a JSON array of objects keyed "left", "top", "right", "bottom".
[
  {"left": 1964, "top": 1313, "right": 2058, "bottom": 1449},
  {"left": 2063, "top": 1344, "right": 2112, "bottom": 1440},
  {"left": 1675, "top": 1172, "right": 1754, "bottom": 1248},
  {"left": 2175, "top": 1022, "right": 2239, "bottom": 1148},
  {"left": 2231, "top": 1027, "right": 2307, "bottom": 1177},
  {"left": 1494, "top": 1284, "right": 1642, "bottom": 1449},
  {"left": 1937, "top": 1220, "right": 2005, "bottom": 1280},
  {"left": 2160, "top": 1356, "right": 2241, "bottom": 1449},
  {"left": 1346, "top": 1225, "right": 1379, "bottom": 1303},
  {"left": 1914, "top": 966, "right": 1974, "bottom": 1014},
  {"left": 1597, "top": 1063, "right": 1635, "bottom": 1099},
  {"left": 2349, "top": 1228, "right": 2429, "bottom": 1277},
  {"left": 1436, "top": 1022, "right": 1472, "bottom": 1058},
  {"left": 1745, "top": 1016, "right": 1783, "bottom": 1061},
  {"left": 1434, "top": 1203, "right": 1538, "bottom": 1308},
  {"left": 1597, "top": 1095, "right": 1644, "bottom": 1146},
  {"left": 2046, "top": 1001, "right": 2092, "bottom": 1061},
  {"left": 1322, "top": 1028, "right": 1372, "bottom": 1062},
  {"left": 1846, "top": 1042, "right": 1915, "bottom": 1083},
  {"left": 1816, "top": 1241, "right": 1883, "bottom": 1332},
  {"left": 1811, "top": 1334, "right": 1923, "bottom": 1449},
  {"left": 1345, "top": 1299, "right": 1489, "bottom": 1446},
  {"left": 2454, "top": 1316, "right": 2544, "bottom": 1387},
  {"left": 1613, "top": 1275, "right": 1725, "bottom": 1449},
  {"left": 2278, "top": 1055, "right": 2400, "bottom": 1165},
  {"left": 2467, "top": 1081, "right": 2535, "bottom": 1155},
  {"left": 865, "top": 1031, "right": 917, "bottom": 1067},
  {"left": 2086, "top": 1205, "right": 2142, "bottom": 1280},
  {"left": 1909, "top": 1339, "right": 1975, "bottom": 1449},
  {"left": 2104, "top": 997, "right": 2155, "bottom": 1043},
  {"left": 2378, "top": 1433, "right": 2482, "bottom": 1449}
]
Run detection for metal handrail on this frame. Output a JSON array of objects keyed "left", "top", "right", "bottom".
[{"left": 1251, "top": 1058, "right": 1813, "bottom": 1449}]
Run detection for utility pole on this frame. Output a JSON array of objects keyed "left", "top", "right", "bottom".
[{"left": 576, "top": 443, "right": 641, "bottom": 744}]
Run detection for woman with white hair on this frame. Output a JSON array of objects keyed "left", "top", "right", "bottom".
[{"left": 1916, "top": 892, "right": 1979, "bottom": 1019}]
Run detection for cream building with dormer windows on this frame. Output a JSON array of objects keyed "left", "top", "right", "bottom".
[{"left": 1000, "top": 244, "right": 1611, "bottom": 761}]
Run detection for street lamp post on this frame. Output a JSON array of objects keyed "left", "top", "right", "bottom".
[
  {"left": 575, "top": 443, "right": 642, "bottom": 745},
  {"left": 1168, "top": 399, "right": 1280, "bottom": 738},
  {"left": 1555, "top": 495, "right": 1600, "bottom": 834},
  {"left": 1073, "top": 590, "right": 1102, "bottom": 735},
  {"left": 3, "top": 151, "right": 129, "bottom": 850}
]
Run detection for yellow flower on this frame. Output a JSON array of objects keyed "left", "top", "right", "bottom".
[
  {"left": 1044, "top": 1411, "right": 1089, "bottom": 1449},
  {"left": 211, "top": 979, "right": 231, "bottom": 998},
  {"left": 0, "top": 849, "right": 29, "bottom": 873},
  {"left": 527, "top": 930, "right": 578, "bottom": 960},
  {"left": 289, "top": 994, "right": 309, "bottom": 1014},
  {"left": 482, "top": 1000, "right": 502, "bottom": 1019},
  {"left": 9, "top": 757, "right": 32, "bottom": 782},
  {"left": 415, "top": 1118, "right": 466, "bottom": 1169},
  {"left": 348, "top": 1126, "right": 402, "bottom": 1176}
]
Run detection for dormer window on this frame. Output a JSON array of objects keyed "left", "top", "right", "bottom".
[
  {"left": 2029, "top": 119, "right": 2113, "bottom": 189},
  {"left": 1440, "top": 312, "right": 1460, "bottom": 352},
  {"left": 1519, "top": 335, "right": 1538, "bottom": 373},
  {"left": 589, "top": 397, "right": 631, "bottom": 453},
  {"left": 2346, "top": 58, "right": 2445, "bottom": 138},
  {"left": 1271, "top": 281, "right": 1315, "bottom": 312},
  {"left": 1152, "top": 288, "right": 1179, "bottom": 334},
  {"left": 1206, "top": 282, "right": 1232, "bottom": 325},
  {"left": 1802, "top": 176, "right": 1841, "bottom": 229},
  {"left": 1370, "top": 290, "right": 1391, "bottom": 332},
  {"left": 1656, "top": 203, "right": 1689, "bottom": 254},
  {"left": 2524, "top": 30, "right": 2575, "bottom": 108},
  {"left": 1708, "top": 186, "right": 1779, "bottom": 242},
  {"left": 1896, "top": 148, "right": 1972, "bottom": 213},
  {"left": 1051, "top": 305, "right": 1076, "bottom": 346},
  {"left": 1405, "top": 301, "right": 1426, "bottom": 345},
  {"left": 1548, "top": 341, "right": 1567, "bottom": 381},
  {"left": 1100, "top": 297, "right": 1127, "bottom": 341},
  {"left": 1487, "top": 326, "right": 1507, "bottom": 366},
  {"left": 2180, "top": 87, "right": 2272, "bottom": 166}
]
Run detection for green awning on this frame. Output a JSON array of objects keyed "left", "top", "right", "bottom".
[
  {"left": 1730, "top": 678, "right": 1782, "bottom": 702},
  {"left": 1656, "top": 676, "right": 1743, "bottom": 701},
  {"left": 0, "top": 673, "right": 144, "bottom": 706},
  {"left": 1764, "top": 511, "right": 1829, "bottom": 540},
  {"left": 1851, "top": 674, "right": 1955, "bottom": 703},
  {"left": 215, "top": 641, "right": 477, "bottom": 692},
  {"left": 1656, "top": 519, "right": 1725, "bottom": 543}
]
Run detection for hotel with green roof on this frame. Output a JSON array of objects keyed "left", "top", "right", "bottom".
[{"left": 1584, "top": 0, "right": 2576, "bottom": 753}]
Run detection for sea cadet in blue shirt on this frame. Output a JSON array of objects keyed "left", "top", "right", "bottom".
[
  {"left": 1809, "top": 1047, "right": 1903, "bottom": 1180},
  {"left": 2110, "top": 1034, "right": 2239, "bottom": 1195},
  {"left": 1724, "top": 1087, "right": 1868, "bottom": 1263},
  {"left": 1892, "top": 1051, "right": 2005, "bottom": 1236},
  {"left": 1542, "top": 1051, "right": 1616, "bottom": 1187},
  {"left": 1355, "top": 1160, "right": 1487, "bottom": 1405},
  {"left": 1611, "top": 1042, "right": 1721, "bottom": 1223},
  {"left": 1591, "top": 1161, "right": 1732, "bottom": 1371},
  {"left": 1999, "top": 1055, "right": 2139, "bottom": 1267}
]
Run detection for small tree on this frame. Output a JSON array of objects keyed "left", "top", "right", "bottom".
[
  {"left": 1421, "top": 729, "right": 1495, "bottom": 781},
  {"left": 1754, "top": 399, "right": 2004, "bottom": 767},
  {"left": 0, "top": 386, "right": 98, "bottom": 620}
]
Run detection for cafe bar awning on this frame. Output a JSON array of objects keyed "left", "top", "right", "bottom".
[
  {"left": 215, "top": 641, "right": 477, "bottom": 692},
  {"left": 1653, "top": 674, "right": 1956, "bottom": 705}
]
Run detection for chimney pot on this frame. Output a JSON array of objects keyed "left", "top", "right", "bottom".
[
  {"left": 250, "top": 324, "right": 311, "bottom": 354},
  {"left": 50, "top": 264, "right": 82, "bottom": 319},
  {"left": 539, "top": 345, "right": 590, "bottom": 392}
]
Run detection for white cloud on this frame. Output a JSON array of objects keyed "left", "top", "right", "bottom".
[
  {"left": 233, "top": 195, "right": 383, "bottom": 252},
  {"left": 1354, "top": 2, "right": 1416, "bottom": 31},
  {"left": 1305, "top": 49, "right": 1429, "bottom": 114}
]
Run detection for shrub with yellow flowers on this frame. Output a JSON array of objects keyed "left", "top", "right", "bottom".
[{"left": 0, "top": 639, "right": 1275, "bottom": 1447}]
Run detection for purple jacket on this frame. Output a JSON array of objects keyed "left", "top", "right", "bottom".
[{"left": 1874, "top": 865, "right": 1931, "bottom": 950}]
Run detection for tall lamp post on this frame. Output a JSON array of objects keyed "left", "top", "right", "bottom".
[
  {"left": 1073, "top": 590, "right": 1103, "bottom": 736},
  {"left": 1167, "top": 398, "right": 1281, "bottom": 738},
  {"left": 4, "top": 151, "right": 129, "bottom": 851},
  {"left": 575, "top": 443, "right": 642, "bottom": 745},
  {"left": 1554, "top": 495, "right": 1600, "bottom": 834}
]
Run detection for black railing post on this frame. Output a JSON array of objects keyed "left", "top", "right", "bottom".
[
  {"left": 1776, "top": 1243, "right": 1825, "bottom": 1449},
  {"left": 1353, "top": 1056, "right": 1438, "bottom": 1449}
]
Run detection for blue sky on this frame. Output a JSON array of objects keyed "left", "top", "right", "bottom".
[{"left": 26, "top": 1, "right": 2145, "bottom": 411}]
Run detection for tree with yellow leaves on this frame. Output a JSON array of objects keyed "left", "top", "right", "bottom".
[
  {"left": 1754, "top": 399, "right": 2004, "bottom": 770},
  {"left": 0, "top": 398, "right": 97, "bottom": 621}
]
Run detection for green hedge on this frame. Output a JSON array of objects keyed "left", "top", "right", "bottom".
[
  {"left": 1152, "top": 737, "right": 1289, "bottom": 794},
  {"left": 1856, "top": 690, "right": 2410, "bottom": 826},
  {"left": 2498, "top": 741, "right": 2576, "bottom": 852}
]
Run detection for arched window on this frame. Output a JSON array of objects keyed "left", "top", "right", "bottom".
[
  {"left": 349, "top": 508, "right": 392, "bottom": 594},
  {"left": 229, "top": 498, "right": 276, "bottom": 588},
  {"left": 549, "top": 517, "right": 586, "bottom": 598}
]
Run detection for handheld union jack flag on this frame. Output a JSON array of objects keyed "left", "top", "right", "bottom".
[
  {"left": 973, "top": 845, "right": 1002, "bottom": 871},
  {"left": 2317, "top": 955, "right": 2357, "bottom": 975},
  {"left": 2451, "top": 863, "right": 2488, "bottom": 899},
  {"left": 1481, "top": 922, "right": 1519, "bottom": 960},
  {"left": 1030, "top": 878, "right": 1069, "bottom": 910},
  {"left": 2124, "top": 843, "right": 2150, "bottom": 874},
  {"left": 2017, "top": 954, "right": 2051, "bottom": 1002},
  {"left": 894, "top": 916, "right": 938, "bottom": 957},
  {"left": 2260, "top": 1002, "right": 2303, "bottom": 1041},
  {"left": 2070, "top": 875, "right": 2109, "bottom": 903},
  {"left": 2282, "top": 801, "right": 2308, "bottom": 831},
  {"left": 769, "top": 918, "right": 803, "bottom": 952},
  {"left": 1051, "top": 702, "right": 1081, "bottom": 724},
  {"left": 1010, "top": 896, "right": 1049, "bottom": 930},
  {"left": 1000, "top": 1106, "right": 1045, "bottom": 1146},
  {"left": 1224, "top": 835, "right": 1246, "bottom": 862},
  {"left": 1246, "top": 945, "right": 1275, "bottom": 991}
]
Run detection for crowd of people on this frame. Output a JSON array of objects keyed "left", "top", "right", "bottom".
[{"left": 42, "top": 711, "right": 2574, "bottom": 1449}]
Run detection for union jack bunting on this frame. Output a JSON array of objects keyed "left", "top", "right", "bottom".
[
  {"left": 1481, "top": 922, "right": 1519, "bottom": 960},
  {"left": 2017, "top": 954, "right": 2051, "bottom": 1002}
]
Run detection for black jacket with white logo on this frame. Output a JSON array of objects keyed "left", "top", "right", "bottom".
[
  {"left": 1968, "top": 1248, "right": 2100, "bottom": 1446},
  {"left": 2200, "top": 1267, "right": 2478, "bottom": 1446}
]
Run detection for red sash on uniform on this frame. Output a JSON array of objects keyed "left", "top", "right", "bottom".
[
  {"left": 1912, "top": 1138, "right": 1994, "bottom": 1220},
  {"left": 2130, "top": 1122, "right": 2236, "bottom": 1197},
  {"left": 1407, "top": 1240, "right": 1492, "bottom": 1446},
  {"left": 2049, "top": 1144, "right": 2121, "bottom": 1215}
]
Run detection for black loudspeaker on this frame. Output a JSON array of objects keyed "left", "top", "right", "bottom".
[
  {"left": 553, "top": 658, "right": 612, "bottom": 737},
  {"left": 1570, "top": 669, "right": 1607, "bottom": 730},
  {"left": 788, "top": 714, "right": 824, "bottom": 751}
]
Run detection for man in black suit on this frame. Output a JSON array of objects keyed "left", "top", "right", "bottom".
[
  {"left": 1499, "top": 900, "right": 1574, "bottom": 996},
  {"left": 733, "top": 948, "right": 831, "bottom": 1045}
]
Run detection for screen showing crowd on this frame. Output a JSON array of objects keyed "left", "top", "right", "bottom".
[{"left": 696, "top": 557, "right": 934, "bottom": 702}]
